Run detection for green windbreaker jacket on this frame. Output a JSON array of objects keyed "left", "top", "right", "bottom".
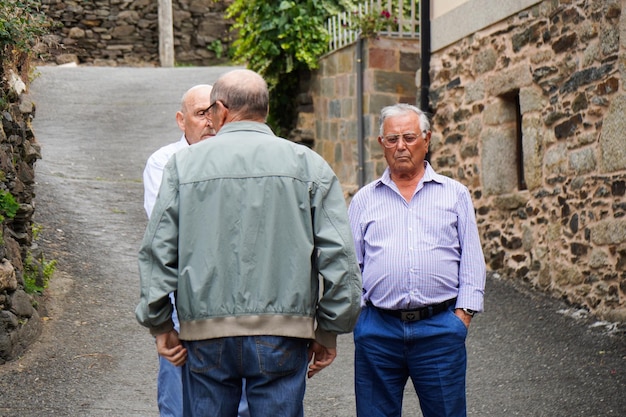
[{"left": 135, "top": 121, "right": 362, "bottom": 348}]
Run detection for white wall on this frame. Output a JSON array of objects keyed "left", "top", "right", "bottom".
[
  {"left": 432, "top": 0, "right": 468, "bottom": 19},
  {"left": 430, "top": 0, "right": 542, "bottom": 51}
]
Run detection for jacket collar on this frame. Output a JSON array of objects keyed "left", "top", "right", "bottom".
[{"left": 215, "top": 121, "right": 275, "bottom": 137}]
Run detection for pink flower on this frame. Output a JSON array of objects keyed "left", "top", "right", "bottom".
[{"left": 381, "top": 10, "right": 391, "bottom": 19}]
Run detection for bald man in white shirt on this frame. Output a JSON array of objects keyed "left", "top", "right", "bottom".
[{"left": 143, "top": 84, "right": 250, "bottom": 417}]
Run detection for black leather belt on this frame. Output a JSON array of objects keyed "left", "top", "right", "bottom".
[{"left": 367, "top": 298, "right": 457, "bottom": 322}]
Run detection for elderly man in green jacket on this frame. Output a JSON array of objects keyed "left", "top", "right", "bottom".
[{"left": 136, "top": 69, "right": 362, "bottom": 417}]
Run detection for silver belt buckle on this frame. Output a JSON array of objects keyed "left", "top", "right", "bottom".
[{"left": 401, "top": 311, "right": 419, "bottom": 321}]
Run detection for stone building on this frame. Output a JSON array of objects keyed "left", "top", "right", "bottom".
[
  {"left": 308, "top": 0, "right": 626, "bottom": 322},
  {"left": 428, "top": 0, "right": 626, "bottom": 322}
]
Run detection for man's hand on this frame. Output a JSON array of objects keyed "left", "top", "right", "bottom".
[
  {"left": 156, "top": 330, "right": 187, "bottom": 366},
  {"left": 454, "top": 308, "right": 472, "bottom": 328},
  {"left": 307, "top": 341, "right": 337, "bottom": 378}
]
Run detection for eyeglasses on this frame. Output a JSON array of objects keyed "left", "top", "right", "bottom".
[
  {"left": 381, "top": 131, "right": 426, "bottom": 148},
  {"left": 204, "top": 100, "right": 229, "bottom": 116}
]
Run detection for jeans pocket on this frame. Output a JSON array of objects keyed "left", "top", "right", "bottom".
[
  {"left": 187, "top": 339, "right": 224, "bottom": 374},
  {"left": 255, "top": 336, "right": 306, "bottom": 376},
  {"left": 448, "top": 310, "right": 469, "bottom": 339}
]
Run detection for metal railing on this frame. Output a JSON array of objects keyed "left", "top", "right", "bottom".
[{"left": 327, "top": 0, "right": 420, "bottom": 51}]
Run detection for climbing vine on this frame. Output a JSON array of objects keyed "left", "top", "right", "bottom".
[{"left": 227, "top": 0, "right": 354, "bottom": 135}]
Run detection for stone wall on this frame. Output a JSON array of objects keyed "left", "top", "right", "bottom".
[
  {"left": 0, "top": 70, "right": 43, "bottom": 363},
  {"left": 38, "top": 0, "right": 233, "bottom": 66},
  {"left": 426, "top": 0, "right": 626, "bottom": 322},
  {"left": 309, "top": 37, "right": 421, "bottom": 197}
]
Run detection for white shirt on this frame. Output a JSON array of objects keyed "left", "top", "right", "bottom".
[
  {"left": 142, "top": 135, "right": 189, "bottom": 331},
  {"left": 143, "top": 136, "right": 189, "bottom": 217}
]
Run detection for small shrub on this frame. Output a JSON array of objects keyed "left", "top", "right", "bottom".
[
  {"left": 0, "top": 1, "right": 51, "bottom": 71},
  {"left": 227, "top": 0, "right": 354, "bottom": 135},
  {"left": 207, "top": 40, "right": 224, "bottom": 59},
  {"left": 0, "top": 189, "right": 19, "bottom": 223},
  {"left": 346, "top": 7, "right": 393, "bottom": 38},
  {"left": 23, "top": 252, "right": 56, "bottom": 295}
]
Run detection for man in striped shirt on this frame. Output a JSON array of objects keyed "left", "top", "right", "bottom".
[{"left": 348, "top": 103, "right": 486, "bottom": 417}]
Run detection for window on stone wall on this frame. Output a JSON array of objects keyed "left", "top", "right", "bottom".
[
  {"left": 481, "top": 90, "right": 526, "bottom": 195},
  {"left": 506, "top": 91, "right": 527, "bottom": 191}
]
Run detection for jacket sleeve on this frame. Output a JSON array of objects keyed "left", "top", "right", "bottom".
[
  {"left": 135, "top": 158, "right": 181, "bottom": 336},
  {"left": 311, "top": 164, "right": 362, "bottom": 348}
]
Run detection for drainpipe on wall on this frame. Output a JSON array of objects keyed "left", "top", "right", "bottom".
[
  {"left": 420, "top": 0, "right": 432, "bottom": 164},
  {"left": 356, "top": 36, "right": 366, "bottom": 188},
  {"left": 419, "top": 0, "right": 431, "bottom": 113}
]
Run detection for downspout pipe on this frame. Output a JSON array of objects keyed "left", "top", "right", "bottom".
[
  {"left": 356, "top": 36, "right": 365, "bottom": 188},
  {"left": 419, "top": 0, "right": 431, "bottom": 114},
  {"left": 420, "top": 0, "right": 432, "bottom": 162}
]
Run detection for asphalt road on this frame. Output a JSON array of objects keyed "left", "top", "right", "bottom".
[{"left": 0, "top": 65, "right": 624, "bottom": 417}]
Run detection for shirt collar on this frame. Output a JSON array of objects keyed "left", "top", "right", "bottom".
[
  {"left": 376, "top": 161, "right": 445, "bottom": 188},
  {"left": 215, "top": 121, "right": 274, "bottom": 137}
]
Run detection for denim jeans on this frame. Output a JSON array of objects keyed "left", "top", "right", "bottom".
[
  {"left": 158, "top": 355, "right": 183, "bottom": 417},
  {"left": 157, "top": 296, "right": 250, "bottom": 417},
  {"left": 182, "top": 335, "right": 308, "bottom": 417},
  {"left": 157, "top": 357, "right": 250, "bottom": 417},
  {"left": 354, "top": 305, "right": 468, "bottom": 417},
  {"left": 158, "top": 295, "right": 183, "bottom": 417}
]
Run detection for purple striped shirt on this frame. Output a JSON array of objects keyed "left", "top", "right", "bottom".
[{"left": 348, "top": 162, "right": 486, "bottom": 312}]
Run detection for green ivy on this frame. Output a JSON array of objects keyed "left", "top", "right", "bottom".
[
  {"left": 0, "top": 189, "right": 19, "bottom": 223},
  {"left": 0, "top": 0, "right": 49, "bottom": 57},
  {"left": 227, "top": 0, "right": 354, "bottom": 135},
  {"left": 0, "top": 0, "right": 51, "bottom": 111},
  {"left": 23, "top": 252, "right": 56, "bottom": 295}
]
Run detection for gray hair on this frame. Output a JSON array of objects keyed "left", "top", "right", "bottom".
[
  {"left": 378, "top": 103, "right": 431, "bottom": 136},
  {"left": 210, "top": 69, "right": 269, "bottom": 120}
]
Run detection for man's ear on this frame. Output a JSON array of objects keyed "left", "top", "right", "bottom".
[
  {"left": 423, "top": 130, "right": 432, "bottom": 148},
  {"left": 175, "top": 111, "right": 185, "bottom": 131},
  {"left": 214, "top": 102, "right": 229, "bottom": 130}
]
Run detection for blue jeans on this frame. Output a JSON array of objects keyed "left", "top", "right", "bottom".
[
  {"left": 158, "top": 294, "right": 183, "bottom": 417},
  {"left": 158, "top": 355, "right": 183, "bottom": 417},
  {"left": 157, "top": 296, "right": 250, "bottom": 417},
  {"left": 354, "top": 305, "right": 468, "bottom": 417},
  {"left": 157, "top": 357, "right": 250, "bottom": 417},
  {"left": 182, "top": 336, "right": 308, "bottom": 417}
]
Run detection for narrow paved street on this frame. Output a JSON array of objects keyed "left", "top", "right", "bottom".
[{"left": 0, "top": 66, "right": 624, "bottom": 417}]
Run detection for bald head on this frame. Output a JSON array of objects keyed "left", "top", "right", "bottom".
[
  {"left": 210, "top": 69, "right": 269, "bottom": 123},
  {"left": 180, "top": 84, "right": 213, "bottom": 113},
  {"left": 176, "top": 84, "right": 214, "bottom": 144}
]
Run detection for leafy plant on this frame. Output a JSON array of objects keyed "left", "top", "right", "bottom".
[
  {"left": 0, "top": 1, "right": 50, "bottom": 66},
  {"left": 227, "top": 0, "right": 354, "bottom": 135},
  {"left": 0, "top": 0, "right": 51, "bottom": 111},
  {"left": 346, "top": 1, "right": 419, "bottom": 38},
  {"left": 347, "top": 7, "right": 393, "bottom": 38},
  {"left": 32, "top": 222, "right": 42, "bottom": 240},
  {"left": 207, "top": 39, "right": 224, "bottom": 59},
  {"left": 0, "top": 189, "right": 19, "bottom": 223},
  {"left": 23, "top": 252, "right": 56, "bottom": 295}
]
